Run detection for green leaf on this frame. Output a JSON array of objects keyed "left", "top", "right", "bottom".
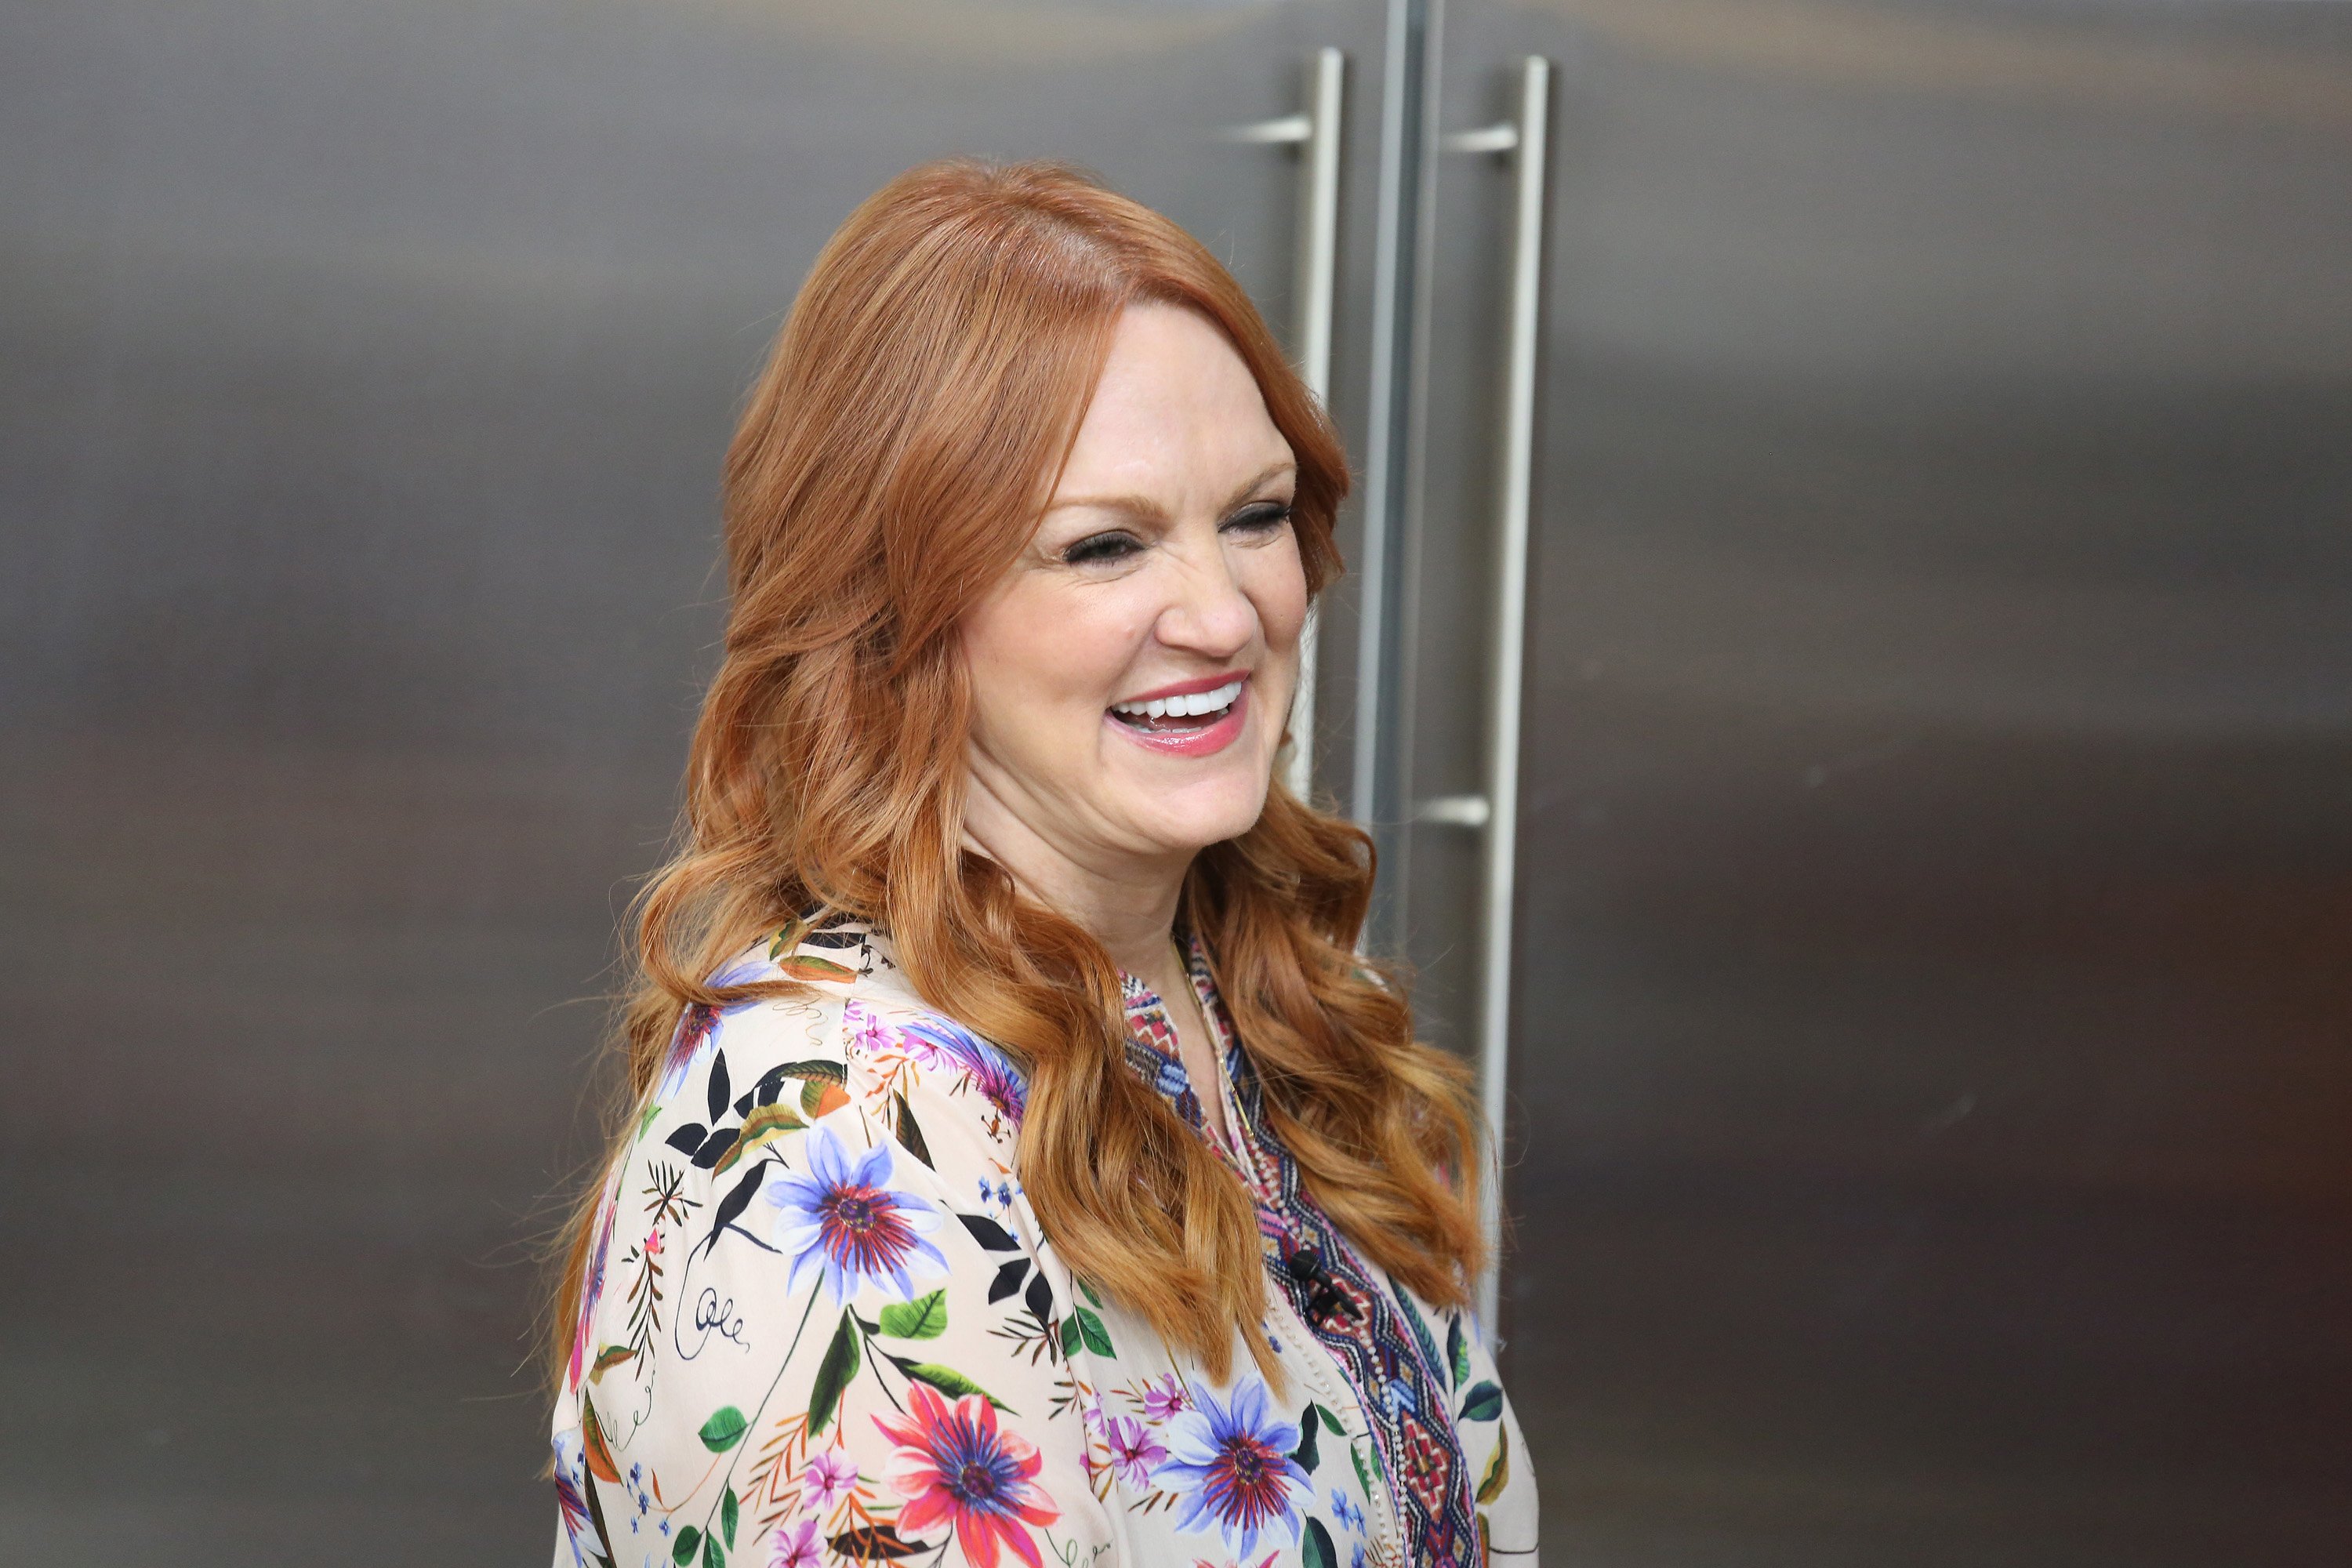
[
  {"left": 1290, "top": 1406, "right": 1321, "bottom": 1474},
  {"left": 767, "top": 917, "right": 807, "bottom": 960},
  {"left": 701, "top": 1530, "right": 726, "bottom": 1568},
  {"left": 1447, "top": 1312, "right": 1469, "bottom": 1387},
  {"left": 1476, "top": 1425, "right": 1511, "bottom": 1504},
  {"left": 590, "top": 1343, "right": 638, "bottom": 1377},
  {"left": 808, "top": 1310, "right": 862, "bottom": 1436},
  {"left": 1073, "top": 1306, "right": 1115, "bottom": 1356},
  {"left": 697, "top": 1406, "right": 749, "bottom": 1453},
  {"left": 1304, "top": 1518, "right": 1338, "bottom": 1568},
  {"left": 671, "top": 1526, "right": 701, "bottom": 1566},
  {"left": 713, "top": 1101, "right": 804, "bottom": 1174},
  {"left": 1058, "top": 1315, "right": 1081, "bottom": 1356},
  {"left": 878, "top": 1290, "right": 947, "bottom": 1341},
  {"left": 1317, "top": 1403, "right": 1346, "bottom": 1436},
  {"left": 1350, "top": 1443, "right": 1375, "bottom": 1500},
  {"left": 779, "top": 953, "right": 857, "bottom": 982},
  {"left": 1457, "top": 1381, "right": 1503, "bottom": 1422},
  {"left": 893, "top": 1091, "right": 933, "bottom": 1169},
  {"left": 1076, "top": 1276, "right": 1104, "bottom": 1308},
  {"left": 721, "top": 1486, "right": 739, "bottom": 1548},
  {"left": 894, "top": 1359, "right": 1013, "bottom": 1414}
]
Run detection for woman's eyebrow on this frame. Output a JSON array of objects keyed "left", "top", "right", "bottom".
[{"left": 1044, "top": 459, "right": 1296, "bottom": 521}]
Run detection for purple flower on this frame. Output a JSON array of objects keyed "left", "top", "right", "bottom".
[
  {"left": 765, "top": 1126, "right": 948, "bottom": 1304},
  {"left": 800, "top": 1446, "right": 858, "bottom": 1514},
  {"left": 895, "top": 1017, "right": 1028, "bottom": 1123},
  {"left": 1150, "top": 1380, "right": 1310, "bottom": 1557},
  {"left": 1103, "top": 1414, "right": 1167, "bottom": 1490},
  {"left": 770, "top": 1516, "right": 822, "bottom": 1568},
  {"left": 1139, "top": 1374, "right": 1189, "bottom": 1421}
]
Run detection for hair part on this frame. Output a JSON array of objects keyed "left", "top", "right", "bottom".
[{"left": 550, "top": 158, "right": 1486, "bottom": 1395}]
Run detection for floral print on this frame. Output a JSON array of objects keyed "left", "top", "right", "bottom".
[
  {"left": 769, "top": 1518, "right": 823, "bottom": 1568},
  {"left": 768, "top": 1127, "right": 950, "bottom": 1303},
  {"left": 799, "top": 1449, "right": 859, "bottom": 1515},
  {"left": 1102, "top": 1417, "right": 1167, "bottom": 1490},
  {"left": 1152, "top": 1381, "right": 1312, "bottom": 1558},
  {"left": 877, "top": 1383, "right": 1060, "bottom": 1568},
  {"left": 550, "top": 913, "right": 1537, "bottom": 1567}
]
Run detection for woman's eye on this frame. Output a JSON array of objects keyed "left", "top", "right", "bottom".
[
  {"left": 1223, "top": 501, "right": 1294, "bottom": 535},
  {"left": 1062, "top": 531, "right": 1143, "bottom": 566}
]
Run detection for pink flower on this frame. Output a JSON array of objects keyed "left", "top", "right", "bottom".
[
  {"left": 848, "top": 1003, "right": 894, "bottom": 1058},
  {"left": 1140, "top": 1374, "right": 1189, "bottom": 1421},
  {"left": 800, "top": 1446, "right": 858, "bottom": 1514},
  {"left": 644, "top": 1229, "right": 664, "bottom": 1258},
  {"left": 873, "top": 1383, "right": 1058, "bottom": 1568},
  {"left": 1103, "top": 1414, "right": 1167, "bottom": 1490},
  {"left": 769, "top": 1516, "right": 822, "bottom": 1568}
]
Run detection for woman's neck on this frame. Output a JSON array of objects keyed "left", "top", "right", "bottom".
[{"left": 960, "top": 789, "right": 1189, "bottom": 980}]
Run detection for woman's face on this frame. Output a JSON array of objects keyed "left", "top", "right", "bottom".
[{"left": 961, "top": 301, "right": 1306, "bottom": 881}]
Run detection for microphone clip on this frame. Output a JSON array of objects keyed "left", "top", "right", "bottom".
[{"left": 1283, "top": 1244, "right": 1359, "bottom": 1330}]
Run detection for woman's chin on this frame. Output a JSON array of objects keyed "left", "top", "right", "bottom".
[{"left": 1122, "top": 777, "right": 1273, "bottom": 855}]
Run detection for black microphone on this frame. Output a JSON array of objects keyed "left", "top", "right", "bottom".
[{"left": 1283, "top": 1245, "right": 1359, "bottom": 1328}]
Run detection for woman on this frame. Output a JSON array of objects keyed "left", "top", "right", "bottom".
[{"left": 549, "top": 158, "right": 1538, "bottom": 1568}]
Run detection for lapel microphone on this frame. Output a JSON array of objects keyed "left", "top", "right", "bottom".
[{"left": 1284, "top": 1245, "right": 1360, "bottom": 1329}]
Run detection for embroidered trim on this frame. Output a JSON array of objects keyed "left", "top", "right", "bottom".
[{"left": 1118, "top": 939, "right": 1483, "bottom": 1568}]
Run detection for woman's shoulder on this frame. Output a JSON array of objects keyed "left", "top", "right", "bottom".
[{"left": 631, "top": 915, "right": 1029, "bottom": 1181}]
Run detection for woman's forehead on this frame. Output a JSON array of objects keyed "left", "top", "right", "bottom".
[{"left": 1051, "top": 304, "right": 1289, "bottom": 502}]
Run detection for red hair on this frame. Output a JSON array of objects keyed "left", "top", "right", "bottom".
[{"left": 550, "top": 158, "right": 1485, "bottom": 1389}]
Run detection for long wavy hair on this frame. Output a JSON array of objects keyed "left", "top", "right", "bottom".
[{"left": 550, "top": 158, "right": 1486, "bottom": 1392}]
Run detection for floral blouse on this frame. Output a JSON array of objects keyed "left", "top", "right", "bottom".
[{"left": 551, "top": 914, "right": 1539, "bottom": 1568}]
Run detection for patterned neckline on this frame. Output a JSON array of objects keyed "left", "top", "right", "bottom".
[
  {"left": 1116, "top": 931, "right": 1241, "bottom": 1149},
  {"left": 1112, "top": 931, "right": 1486, "bottom": 1568}
]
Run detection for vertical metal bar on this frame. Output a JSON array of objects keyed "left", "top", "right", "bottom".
[
  {"left": 1474, "top": 53, "right": 1550, "bottom": 1334},
  {"left": 1228, "top": 53, "right": 1346, "bottom": 806},
  {"left": 1287, "top": 47, "right": 1345, "bottom": 803},
  {"left": 1351, "top": 0, "right": 1432, "bottom": 845}
]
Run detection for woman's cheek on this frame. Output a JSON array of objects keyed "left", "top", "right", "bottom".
[{"left": 1249, "top": 552, "right": 1308, "bottom": 652}]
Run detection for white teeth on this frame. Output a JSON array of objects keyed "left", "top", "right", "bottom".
[{"left": 1112, "top": 678, "right": 1244, "bottom": 720}]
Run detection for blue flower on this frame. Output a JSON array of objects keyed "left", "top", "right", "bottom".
[
  {"left": 1150, "top": 1379, "right": 1311, "bottom": 1557},
  {"left": 1330, "top": 1487, "right": 1365, "bottom": 1534},
  {"left": 551, "top": 1428, "right": 597, "bottom": 1567},
  {"left": 653, "top": 954, "right": 771, "bottom": 1103},
  {"left": 766, "top": 1126, "right": 949, "bottom": 1303}
]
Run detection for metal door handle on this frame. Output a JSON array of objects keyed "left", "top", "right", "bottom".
[
  {"left": 1230, "top": 48, "right": 1344, "bottom": 802},
  {"left": 1437, "top": 55, "right": 1551, "bottom": 1332}
]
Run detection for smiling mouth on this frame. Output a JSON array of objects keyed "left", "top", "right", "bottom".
[{"left": 1108, "top": 677, "right": 1246, "bottom": 734}]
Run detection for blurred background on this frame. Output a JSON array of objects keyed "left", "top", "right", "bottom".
[{"left": 3, "top": 1, "right": 2349, "bottom": 1563}]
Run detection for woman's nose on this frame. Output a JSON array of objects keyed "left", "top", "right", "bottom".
[{"left": 1153, "top": 543, "right": 1257, "bottom": 658}]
